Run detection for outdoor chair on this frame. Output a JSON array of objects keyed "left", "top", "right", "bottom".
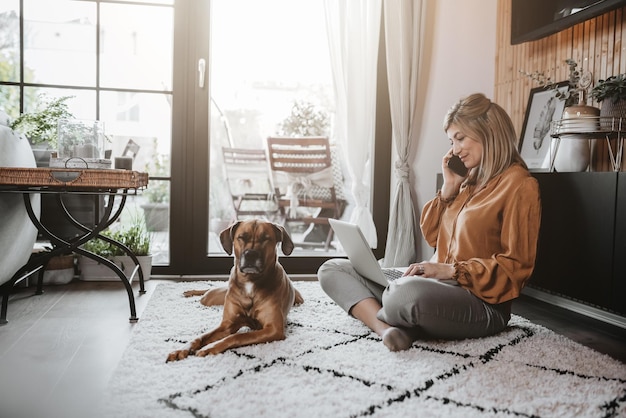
[
  {"left": 221, "top": 147, "right": 280, "bottom": 221},
  {"left": 266, "top": 136, "right": 345, "bottom": 250}
]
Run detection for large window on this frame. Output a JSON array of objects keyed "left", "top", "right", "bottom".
[
  {"left": 0, "top": 0, "right": 389, "bottom": 275},
  {"left": 0, "top": 0, "right": 174, "bottom": 266}
]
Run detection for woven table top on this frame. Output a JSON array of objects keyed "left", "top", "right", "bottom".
[{"left": 0, "top": 167, "right": 149, "bottom": 190}]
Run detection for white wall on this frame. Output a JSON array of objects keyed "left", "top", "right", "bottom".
[{"left": 409, "top": 0, "right": 498, "bottom": 261}]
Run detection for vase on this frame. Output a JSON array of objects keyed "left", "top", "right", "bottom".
[
  {"left": 30, "top": 143, "right": 53, "bottom": 167},
  {"left": 553, "top": 104, "right": 600, "bottom": 172},
  {"left": 552, "top": 139, "right": 592, "bottom": 172}
]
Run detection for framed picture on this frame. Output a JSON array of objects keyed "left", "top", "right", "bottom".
[{"left": 518, "top": 82, "right": 569, "bottom": 170}]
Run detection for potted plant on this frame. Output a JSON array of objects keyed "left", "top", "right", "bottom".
[
  {"left": 277, "top": 99, "right": 330, "bottom": 137},
  {"left": 590, "top": 73, "right": 626, "bottom": 129},
  {"left": 79, "top": 216, "right": 153, "bottom": 282},
  {"left": 141, "top": 142, "right": 170, "bottom": 232},
  {"left": 9, "top": 94, "right": 75, "bottom": 166},
  {"left": 520, "top": 58, "right": 582, "bottom": 107},
  {"left": 7, "top": 95, "right": 110, "bottom": 238},
  {"left": 590, "top": 73, "right": 626, "bottom": 103}
]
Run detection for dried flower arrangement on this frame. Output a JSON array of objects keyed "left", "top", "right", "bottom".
[{"left": 519, "top": 58, "right": 584, "bottom": 107}]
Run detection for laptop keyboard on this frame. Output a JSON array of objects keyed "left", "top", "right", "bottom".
[{"left": 382, "top": 268, "right": 403, "bottom": 281}]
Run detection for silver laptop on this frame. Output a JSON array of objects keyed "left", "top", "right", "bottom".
[{"left": 329, "top": 218, "right": 407, "bottom": 287}]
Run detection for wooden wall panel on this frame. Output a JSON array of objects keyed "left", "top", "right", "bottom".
[{"left": 495, "top": 0, "right": 626, "bottom": 170}]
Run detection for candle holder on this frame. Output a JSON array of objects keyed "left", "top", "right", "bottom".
[{"left": 50, "top": 119, "right": 111, "bottom": 169}]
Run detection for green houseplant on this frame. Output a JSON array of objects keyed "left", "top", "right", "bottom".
[
  {"left": 520, "top": 58, "right": 582, "bottom": 107},
  {"left": 590, "top": 73, "right": 626, "bottom": 103},
  {"left": 590, "top": 73, "right": 626, "bottom": 129},
  {"left": 9, "top": 94, "right": 74, "bottom": 149},
  {"left": 9, "top": 94, "right": 75, "bottom": 167},
  {"left": 79, "top": 217, "right": 152, "bottom": 282}
]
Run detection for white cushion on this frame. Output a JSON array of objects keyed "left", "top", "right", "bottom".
[{"left": 0, "top": 124, "right": 40, "bottom": 286}]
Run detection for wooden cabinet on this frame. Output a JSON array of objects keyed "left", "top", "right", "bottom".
[
  {"left": 612, "top": 172, "right": 626, "bottom": 313},
  {"left": 531, "top": 172, "right": 625, "bottom": 315}
]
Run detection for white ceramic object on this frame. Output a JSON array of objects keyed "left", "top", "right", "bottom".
[
  {"left": 0, "top": 112, "right": 40, "bottom": 286},
  {"left": 554, "top": 104, "right": 600, "bottom": 172}
]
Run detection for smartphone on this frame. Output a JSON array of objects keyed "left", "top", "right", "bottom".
[{"left": 447, "top": 155, "right": 468, "bottom": 177}]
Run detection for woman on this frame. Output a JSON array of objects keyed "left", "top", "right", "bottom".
[{"left": 318, "top": 93, "right": 541, "bottom": 351}]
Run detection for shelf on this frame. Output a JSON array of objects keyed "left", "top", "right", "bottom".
[
  {"left": 549, "top": 117, "right": 624, "bottom": 172},
  {"left": 550, "top": 116, "right": 626, "bottom": 137}
]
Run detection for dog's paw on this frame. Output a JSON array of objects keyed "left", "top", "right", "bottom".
[
  {"left": 166, "top": 349, "right": 190, "bottom": 362},
  {"left": 195, "top": 349, "right": 210, "bottom": 357},
  {"left": 195, "top": 346, "right": 221, "bottom": 357}
]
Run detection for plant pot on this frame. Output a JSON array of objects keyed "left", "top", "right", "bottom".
[
  {"left": 31, "top": 143, "right": 53, "bottom": 168},
  {"left": 141, "top": 203, "right": 170, "bottom": 232},
  {"left": 78, "top": 255, "right": 152, "bottom": 282},
  {"left": 28, "top": 254, "right": 75, "bottom": 285},
  {"left": 599, "top": 99, "right": 626, "bottom": 130}
]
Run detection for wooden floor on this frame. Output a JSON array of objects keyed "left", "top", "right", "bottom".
[
  {"left": 0, "top": 279, "right": 625, "bottom": 418},
  {"left": 512, "top": 293, "right": 626, "bottom": 363}
]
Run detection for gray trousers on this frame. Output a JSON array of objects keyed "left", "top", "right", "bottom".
[{"left": 317, "top": 259, "right": 511, "bottom": 340}]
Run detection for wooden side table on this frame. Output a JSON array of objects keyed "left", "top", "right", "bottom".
[{"left": 0, "top": 167, "right": 149, "bottom": 324}]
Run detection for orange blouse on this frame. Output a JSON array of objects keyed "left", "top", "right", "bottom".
[{"left": 420, "top": 164, "right": 541, "bottom": 304}]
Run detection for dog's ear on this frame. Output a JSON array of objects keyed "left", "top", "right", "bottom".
[
  {"left": 219, "top": 221, "right": 241, "bottom": 255},
  {"left": 273, "top": 223, "right": 294, "bottom": 256}
]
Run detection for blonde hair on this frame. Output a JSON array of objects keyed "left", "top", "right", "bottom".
[{"left": 443, "top": 93, "right": 527, "bottom": 189}]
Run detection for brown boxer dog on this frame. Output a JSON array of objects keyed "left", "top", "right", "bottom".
[{"left": 166, "top": 220, "right": 303, "bottom": 361}]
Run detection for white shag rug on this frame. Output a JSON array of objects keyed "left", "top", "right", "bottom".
[{"left": 101, "top": 281, "right": 626, "bottom": 418}]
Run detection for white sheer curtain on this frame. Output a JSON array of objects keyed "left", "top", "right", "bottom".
[
  {"left": 381, "top": 0, "right": 424, "bottom": 267},
  {"left": 324, "top": 0, "right": 382, "bottom": 247}
]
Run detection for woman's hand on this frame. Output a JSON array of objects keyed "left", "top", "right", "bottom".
[
  {"left": 441, "top": 148, "right": 465, "bottom": 200},
  {"left": 404, "top": 261, "right": 456, "bottom": 280}
]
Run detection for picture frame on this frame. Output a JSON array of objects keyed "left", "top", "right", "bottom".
[{"left": 518, "top": 82, "right": 569, "bottom": 170}]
